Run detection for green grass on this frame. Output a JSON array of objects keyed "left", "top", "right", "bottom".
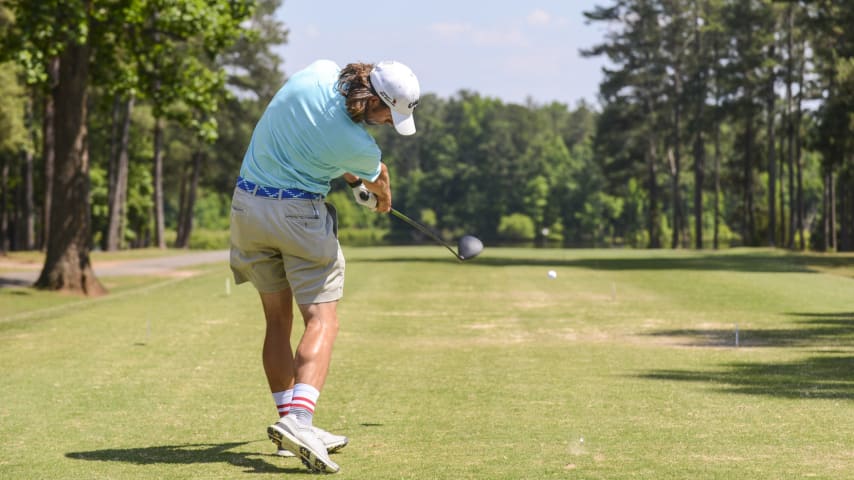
[{"left": 1, "top": 247, "right": 852, "bottom": 479}]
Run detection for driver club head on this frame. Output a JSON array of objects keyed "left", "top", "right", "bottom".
[{"left": 457, "top": 235, "right": 484, "bottom": 260}]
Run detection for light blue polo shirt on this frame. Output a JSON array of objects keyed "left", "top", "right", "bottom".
[{"left": 239, "top": 60, "right": 382, "bottom": 195}]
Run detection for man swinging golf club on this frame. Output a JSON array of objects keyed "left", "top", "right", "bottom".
[{"left": 229, "top": 59, "right": 420, "bottom": 473}]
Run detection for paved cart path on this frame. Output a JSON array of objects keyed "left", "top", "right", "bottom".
[{"left": 0, "top": 250, "right": 229, "bottom": 288}]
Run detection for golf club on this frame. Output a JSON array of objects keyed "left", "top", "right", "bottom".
[
  {"left": 390, "top": 208, "right": 483, "bottom": 261},
  {"left": 356, "top": 188, "right": 483, "bottom": 260}
]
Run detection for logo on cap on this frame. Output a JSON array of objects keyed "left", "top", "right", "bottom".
[{"left": 379, "top": 91, "right": 397, "bottom": 106}]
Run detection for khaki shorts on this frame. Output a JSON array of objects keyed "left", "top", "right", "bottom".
[{"left": 229, "top": 188, "right": 344, "bottom": 304}]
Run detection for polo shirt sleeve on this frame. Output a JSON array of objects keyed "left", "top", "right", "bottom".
[{"left": 343, "top": 139, "right": 383, "bottom": 182}]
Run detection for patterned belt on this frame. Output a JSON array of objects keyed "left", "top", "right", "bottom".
[{"left": 236, "top": 176, "right": 323, "bottom": 200}]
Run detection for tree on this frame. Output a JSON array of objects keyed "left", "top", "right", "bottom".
[
  {"left": 4, "top": 0, "right": 105, "bottom": 294},
  {"left": 103, "top": 94, "right": 134, "bottom": 250},
  {"left": 584, "top": 0, "right": 669, "bottom": 248},
  {"left": 1, "top": 0, "right": 252, "bottom": 293},
  {"left": 123, "top": 0, "right": 253, "bottom": 248},
  {"left": 0, "top": 63, "right": 29, "bottom": 252},
  {"left": 174, "top": 0, "right": 287, "bottom": 248}
]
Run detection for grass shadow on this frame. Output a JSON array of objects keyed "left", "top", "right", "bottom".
[
  {"left": 66, "top": 441, "right": 307, "bottom": 475},
  {"left": 645, "top": 311, "right": 854, "bottom": 348},
  {"left": 353, "top": 251, "right": 854, "bottom": 274},
  {"left": 0, "top": 277, "right": 34, "bottom": 288},
  {"left": 636, "top": 355, "right": 854, "bottom": 400},
  {"left": 639, "top": 311, "right": 854, "bottom": 400}
]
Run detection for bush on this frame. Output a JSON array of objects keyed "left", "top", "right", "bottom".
[
  {"left": 498, "top": 213, "right": 536, "bottom": 241},
  {"left": 188, "top": 228, "right": 230, "bottom": 250},
  {"left": 165, "top": 228, "right": 230, "bottom": 250},
  {"left": 338, "top": 228, "right": 388, "bottom": 246}
]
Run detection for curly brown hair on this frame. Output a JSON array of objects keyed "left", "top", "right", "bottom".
[{"left": 336, "top": 62, "right": 377, "bottom": 123}]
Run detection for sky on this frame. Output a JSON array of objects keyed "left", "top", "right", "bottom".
[{"left": 273, "top": 1, "right": 611, "bottom": 108}]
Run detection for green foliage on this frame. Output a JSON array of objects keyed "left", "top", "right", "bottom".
[
  {"left": 497, "top": 213, "right": 536, "bottom": 242},
  {"left": 0, "top": 65, "right": 27, "bottom": 156},
  {"left": 419, "top": 208, "right": 437, "bottom": 228},
  {"left": 192, "top": 188, "right": 230, "bottom": 230},
  {"left": 126, "top": 159, "right": 154, "bottom": 246},
  {"left": 337, "top": 228, "right": 388, "bottom": 247},
  {"left": 326, "top": 190, "right": 387, "bottom": 231},
  {"left": 89, "top": 164, "right": 108, "bottom": 247},
  {"left": 575, "top": 191, "right": 624, "bottom": 246},
  {"left": 186, "top": 227, "right": 229, "bottom": 250}
]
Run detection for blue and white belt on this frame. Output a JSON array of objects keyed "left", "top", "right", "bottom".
[{"left": 236, "top": 176, "right": 323, "bottom": 200}]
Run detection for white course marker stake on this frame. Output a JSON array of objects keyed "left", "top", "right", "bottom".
[
  {"left": 225, "top": 277, "right": 231, "bottom": 296},
  {"left": 734, "top": 324, "right": 739, "bottom": 347}
]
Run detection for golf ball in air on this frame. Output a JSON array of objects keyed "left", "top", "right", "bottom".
[{"left": 547, "top": 270, "right": 557, "bottom": 279}]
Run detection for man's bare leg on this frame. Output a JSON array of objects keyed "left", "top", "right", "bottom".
[
  {"left": 259, "top": 289, "right": 296, "bottom": 393},
  {"left": 294, "top": 301, "right": 339, "bottom": 392}
]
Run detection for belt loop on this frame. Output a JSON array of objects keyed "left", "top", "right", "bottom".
[
  {"left": 251, "top": 183, "right": 259, "bottom": 195},
  {"left": 277, "top": 189, "right": 284, "bottom": 200}
]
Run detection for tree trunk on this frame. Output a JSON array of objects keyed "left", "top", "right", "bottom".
[
  {"left": 105, "top": 95, "right": 134, "bottom": 251},
  {"left": 647, "top": 134, "right": 661, "bottom": 249},
  {"left": 766, "top": 44, "right": 776, "bottom": 247},
  {"left": 693, "top": 128, "right": 705, "bottom": 250},
  {"left": 175, "top": 161, "right": 189, "bottom": 246},
  {"left": 785, "top": 5, "right": 796, "bottom": 249},
  {"left": 712, "top": 32, "right": 721, "bottom": 250},
  {"left": 778, "top": 118, "right": 786, "bottom": 247},
  {"left": 21, "top": 149, "right": 35, "bottom": 250},
  {"left": 1, "top": 155, "right": 8, "bottom": 252},
  {"left": 821, "top": 172, "right": 829, "bottom": 251},
  {"left": 104, "top": 95, "right": 121, "bottom": 250},
  {"left": 34, "top": 40, "right": 106, "bottom": 296},
  {"left": 795, "top": 40, "right": 806, "bottom": 251},
  {"left": 830, "top": 169, "right": 837, "bottom": 251},
  {"left": 744, "top": 113, "right": 755, "bottom": 246},
  {"left": 840, "top": 167, "right": 853, "bottom": 252},
  {"left": 175, "top": 151, "right": 203, "bottom": 248},
  {"left": 691, "top": 0, "right": 704, "bottom": 250},
  {"left": 153, "top": 116, "right": 166, "bottom": 249},
  {"left": 670, "top": 68, "right": 683, "bottom": 250},
  {"left": 42, "top": 56, "right": 59, "bottom": 251},
  {"left": 22, "top": 97, "right": 36, "bottom": 250}
]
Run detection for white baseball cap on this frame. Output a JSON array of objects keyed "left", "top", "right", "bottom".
[{"left": 370, "top": 61, "right": 420, "bottom": 136}]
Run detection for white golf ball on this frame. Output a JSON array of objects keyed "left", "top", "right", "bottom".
[{"left": 547, "top": 270, "right": 557, "bottom": 279}]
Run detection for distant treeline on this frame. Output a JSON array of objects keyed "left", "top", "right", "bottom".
[{"left": 0, "top": 0, "right": 851, "bottom": 269}]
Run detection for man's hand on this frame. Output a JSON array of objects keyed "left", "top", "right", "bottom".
[
  {"left": 344, "top": 163, "right": 392, "bottom": 213},
  {"left": 351, "top": 182, "right": 378, "bottom": 210}
]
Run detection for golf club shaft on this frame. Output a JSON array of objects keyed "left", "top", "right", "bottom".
[{"left": 389, "top": 208, "right": 461, "bottom": 260}]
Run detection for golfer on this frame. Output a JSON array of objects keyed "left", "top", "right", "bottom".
[{"left": 229, "top": 59, "right": 420, "bottom": 473}]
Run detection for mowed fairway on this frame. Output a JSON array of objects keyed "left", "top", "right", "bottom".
[{"left": 1, "top": 247, "right": 852, "bottom": 479}]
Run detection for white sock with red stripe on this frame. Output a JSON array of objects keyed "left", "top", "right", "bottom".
[
  {"left": 290, "top": 383, "right": 319, "bottom": 426},
  {"left": 272, "top": 389, "right": 293, "bottom": 418}
]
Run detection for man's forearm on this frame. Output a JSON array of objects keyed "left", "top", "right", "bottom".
[{"left": 359, "top": 163, "right": 391, "bottom": 212}]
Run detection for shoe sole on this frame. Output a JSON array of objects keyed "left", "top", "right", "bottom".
[
  {"left": 326, "top": 439, "right": 348, "bottom": 453},
  {"left": 275, "top": 437, "right": 347, "bottom": 457},
  {"left": 275, "top": 449, "right": 296, "bottom": 457},
  {"left": 268, "top": 424, "right": 340, "bottom": 474}
]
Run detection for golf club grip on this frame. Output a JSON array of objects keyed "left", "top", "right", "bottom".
[{"left": 389, "top": 208, "right": 461, "bottom": 260}]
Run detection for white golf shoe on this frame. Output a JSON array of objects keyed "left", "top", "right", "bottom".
[
  {"left": 268, "top": 416, "right": 340, "bottom": 473},
  {"left": 274, "top": 424, "right": 348, "bottom": 457}
]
